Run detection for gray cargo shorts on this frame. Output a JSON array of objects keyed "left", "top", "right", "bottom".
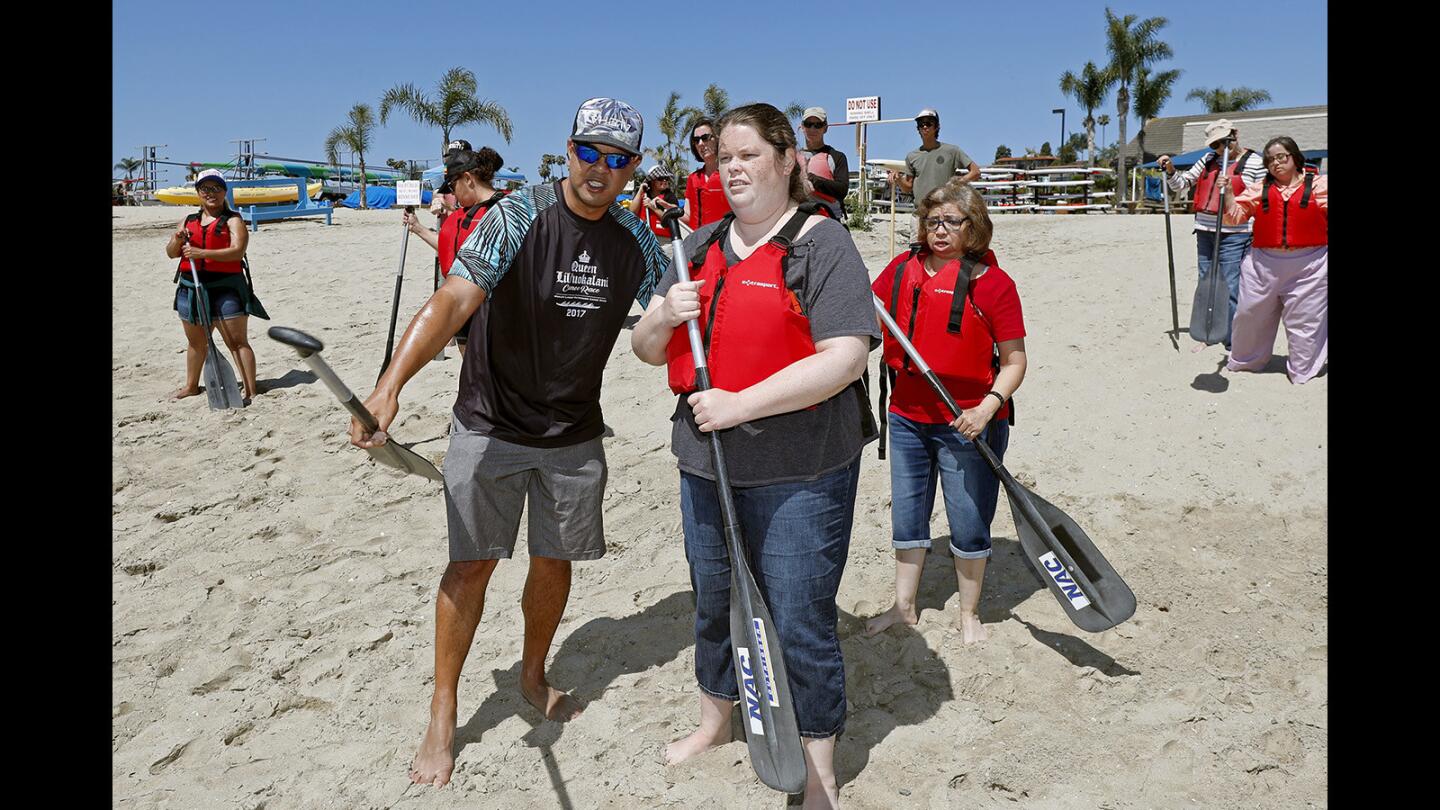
[{"left": 443, "top": 416, "right": 608, "bottom": 561}]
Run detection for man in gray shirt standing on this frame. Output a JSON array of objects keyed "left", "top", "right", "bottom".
[{"left": 891, "top": 108, "right": 981, "bottom": 241}]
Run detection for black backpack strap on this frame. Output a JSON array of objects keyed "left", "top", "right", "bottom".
[
  {"left": 461, "top": 191, "right": 506, "bottom": 228},
  {"left": 689, "top": 213, "right": 734, "bottom": 270},
  {"left": 1261, "top": 174, "right": 1273, "bottom": 214},
  {"left": 946, "top": 254, "right": 987, "bottom": 335},
  {"left": 1299, "top": 173, "right": 1313, "bottom": 208},
  {"left": 770, "top": 205, "right": 816, "bottom": 249}
]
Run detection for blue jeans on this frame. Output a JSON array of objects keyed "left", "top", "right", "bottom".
[
  {"left": 680, "top": 458, "right": 860, "bottom": 738},
  {"left": 888, "top": 413, "right": 1009, "bottom": 559},
  {"left": 1195, "top": 230, "right": 1251, "bottom": 348},
  {"left": 175, "top": 284, "right": 244, "bottom": 325}
]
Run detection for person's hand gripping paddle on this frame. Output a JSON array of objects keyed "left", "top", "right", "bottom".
[
  {"left": 872, "top": 295, "right": 1136, "bottom": 633},
  {"left": 184, "top": 231, "right": 245, "bottom": 410},
  {"left": 660, "top": 207, "right": 808, "bottom": 794},
  {"left": 269, "top": 326, "right": 443, "bottom": 482}
]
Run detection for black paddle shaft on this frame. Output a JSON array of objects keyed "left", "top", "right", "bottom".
[
  {"left": 1162, "top": 179, "right": 1179, "bottom": 350},
  {"left": 379, "top": 208, "right": 415, "bottom": 382},
  {"left": 870, "top": 295, "right": 1114, "bottom": 626}
]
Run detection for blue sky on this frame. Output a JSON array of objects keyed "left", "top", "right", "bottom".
[{"left": 113, "top": 0, "right": 1327, "bottom": 184}]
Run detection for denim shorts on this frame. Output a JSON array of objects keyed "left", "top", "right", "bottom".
[
  {"left": 887, "top": 412, "right": 1009, "bottom": 559},
  {"left": 680, "top": 457, "right": 860, "bottom": 738},
  {"left": 175, "top": 284, "right": 245, "bottom": 325}
]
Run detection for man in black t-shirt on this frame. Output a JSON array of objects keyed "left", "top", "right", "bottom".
[{"left": 350, "top": 97, "right": 667, "bottom": 789}]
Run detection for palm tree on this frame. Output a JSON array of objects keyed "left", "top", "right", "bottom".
[
  {"left": 379, "top": 67, "right": 513, "bottom": 157},
  {"left": 1097, "top": 114, "right": 1111, "bottom": 149},
  {"left": 114, "top": 157, "right": 142, "bottom": 180},
  {"left": 325, "top": 103, "right": 376, "bottom": 209},
  {"left": 1134, "top": 66, "right": 1182, "bottom": 163},
  {"left": 1185, "top": 86, "right": 1273, "bottom": 113},
  {"left": 1104, "top": 7, "right": 1173, "bottom": 206},
  {"left": 682, "top": 83, "right": 731, "bottom": 134},
  {"left": 1059, "top": 61, "right": 1113, "bottom": 167},
  {"left": 647, "top": 91, "right": 695, "bottom": 183},
  {"left": 537, "top": 154, "right": 566, "bottom": 184}
]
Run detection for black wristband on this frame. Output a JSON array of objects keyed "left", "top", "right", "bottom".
[{"left": 985, "top": 390, "right": 1006, "bottom": 406}]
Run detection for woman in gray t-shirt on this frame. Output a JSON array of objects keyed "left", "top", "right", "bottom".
[{"left": 631, "top": 103, "right": 877, "bottom": 804}]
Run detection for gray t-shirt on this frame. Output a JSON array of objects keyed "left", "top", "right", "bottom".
[
  {"left": 655, "top": 215, "right": 880, "bottom": 486},
  {"left": 906, "top": 142, "right": 973, "bottom": 203}
]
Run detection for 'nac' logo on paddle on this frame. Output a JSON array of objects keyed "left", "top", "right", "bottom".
[
  {"left": 1038, "top": 551, "right": 1091, "bottom": 609},
  {"left": 737, "top": 647, "right": 765, "bottom": 736}
]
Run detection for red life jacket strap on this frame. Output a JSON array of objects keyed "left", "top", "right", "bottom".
[{"left": 1300, "top": 173, "right": 1313, "bottom": 208}]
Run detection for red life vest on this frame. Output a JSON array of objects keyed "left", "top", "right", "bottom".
[
  {"left": 689, "top": 168, "right": 731, "bottom": 229},
  {"left": 1193, "top": 149, "right": 1252, "bottom": 214},
  {"left": 1252, "top": 174, "right": 1326, "bottom": 249},
  {"left": 438, "top": 193, "right": 505, "bottom": 276},
  {"left": 665, "top": 207, "right": 819, "bottom": 394},
  {"left": 879, "top": 248, "right": 1011, "bottom": 422},
  {"left": 179, "top": 210, "right": 243, "bottom": 274}
]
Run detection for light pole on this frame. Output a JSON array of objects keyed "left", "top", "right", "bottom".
[{"left": 1052, "top": 108, "right": 1065, "bottom": 154}]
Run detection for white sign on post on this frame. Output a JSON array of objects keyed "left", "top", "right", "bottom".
[
  {"left": 846, "top": 96, "right": 881, "bottom": 123},
  {"left": 396, "top": 180, "right": 422, "bottom": 207}
]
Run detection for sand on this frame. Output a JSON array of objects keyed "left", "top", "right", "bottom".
[{"left": 113, "top": 203, "right": 1326, "bottom": 808}]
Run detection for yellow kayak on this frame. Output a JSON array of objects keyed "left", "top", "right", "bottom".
[{"left": 154, "top": 181, "right": 323, "bottom": 206}]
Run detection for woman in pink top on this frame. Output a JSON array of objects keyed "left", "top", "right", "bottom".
[{"left": 1223, "top": 136, "right": 1327, "bottom": 383}]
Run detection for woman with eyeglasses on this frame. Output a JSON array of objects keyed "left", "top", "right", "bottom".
[
  {"left": 1221, "top": 136, "right": 1327, "bottom": 383},
  {"left": 632, "top": 102, "right": 878, "bottom": 807},
  {"left": 164, "top": 168, "right": 267, "bottom": 402},
  {"left": 402, "top": 145, "right": 506, "bottom": 357},
  {"left": 684, "top": 118, "right": 729, "bottom": 231},
  {"left": 865, "top": 179, "right": 1026, "bottom": 646}
]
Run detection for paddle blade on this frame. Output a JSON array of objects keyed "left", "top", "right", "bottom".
[
  {"left": 203, "top": 340, "right": 244, "bottom": 410},
  {"left": 730, "top": 561, "right": 808, "bottom": 794},
  {"left": 1006, "top": 485, "right": 1136, "bottom": 633},
  {"left": 364, "top": 440, "right": 444, "bottom": 482},
  {"left": 1188, "top": 265, "right": 1230, "bottom": 345}
]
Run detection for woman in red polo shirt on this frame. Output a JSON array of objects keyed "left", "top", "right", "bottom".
[
  {"left": 402, "top": 145, "right": 505, "bottom": 356},
  {"left": 865, "top": 178, "right": 1027, "bottom": 645},
  {"left": 685, "top": 118, "right": 728, "bottom": 230}
]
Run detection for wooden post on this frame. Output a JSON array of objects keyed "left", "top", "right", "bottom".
[{"left": 889, "top": 174, "right": 895, "bottom": 257}]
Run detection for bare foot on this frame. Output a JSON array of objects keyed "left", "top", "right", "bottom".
[
  {"left": 954, "top": 612, "right": 989, "bottom": 645},
  {"left": 864, "top": 604, "right": 918, "bottom": 637},
  {"left": 409, "top": 702, "right": 457, "bottom": 787},
  {"left": 169, "top": 385, "right": 202, "bottom": 400},
  {"left": 1190, "top": 342, "right": 1209, "bottom": 354},
  {"left": 664, "top": 721, "right": 731, "bottom": 765},
  {"left": 520, "top": 677, "right": 584, "bottom": 722}
]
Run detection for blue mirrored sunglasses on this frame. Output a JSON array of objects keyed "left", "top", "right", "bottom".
[{"left": 574, "top": 143, "right": 639, "bottom": 169}]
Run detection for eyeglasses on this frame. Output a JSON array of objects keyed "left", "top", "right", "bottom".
[
  {"left": 916, "top": 119, "right": 938, "bottom": 128},
  {"left": 923, "top": 216, "right": 967, "bottom": 231},
  {"left": 691, "top": 132, "right": 714, "bottom": 144},
  {"left": 802, "top": 121, "right": 825, "bottom": 129},
  {"left": 196, "top": 185, "right": 225, "bottom": 195},
  {"left": 1264, "top": 153, "right": 1293, "bottom": 165},
  {"left": 573, "top": 143, "right": 640, "bottom": 169}
]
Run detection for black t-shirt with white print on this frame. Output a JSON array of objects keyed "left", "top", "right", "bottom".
[{"left": 450, "top": 181, "right": 667, "bottom": 447}]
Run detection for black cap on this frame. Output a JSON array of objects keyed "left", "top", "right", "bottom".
[{"left": 438, "top": 149, "right": 479, "bottom": 194}]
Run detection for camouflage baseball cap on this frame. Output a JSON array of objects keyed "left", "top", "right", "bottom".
[{"left": 571, "top": 97, "right": 643, "bottom": 156}]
